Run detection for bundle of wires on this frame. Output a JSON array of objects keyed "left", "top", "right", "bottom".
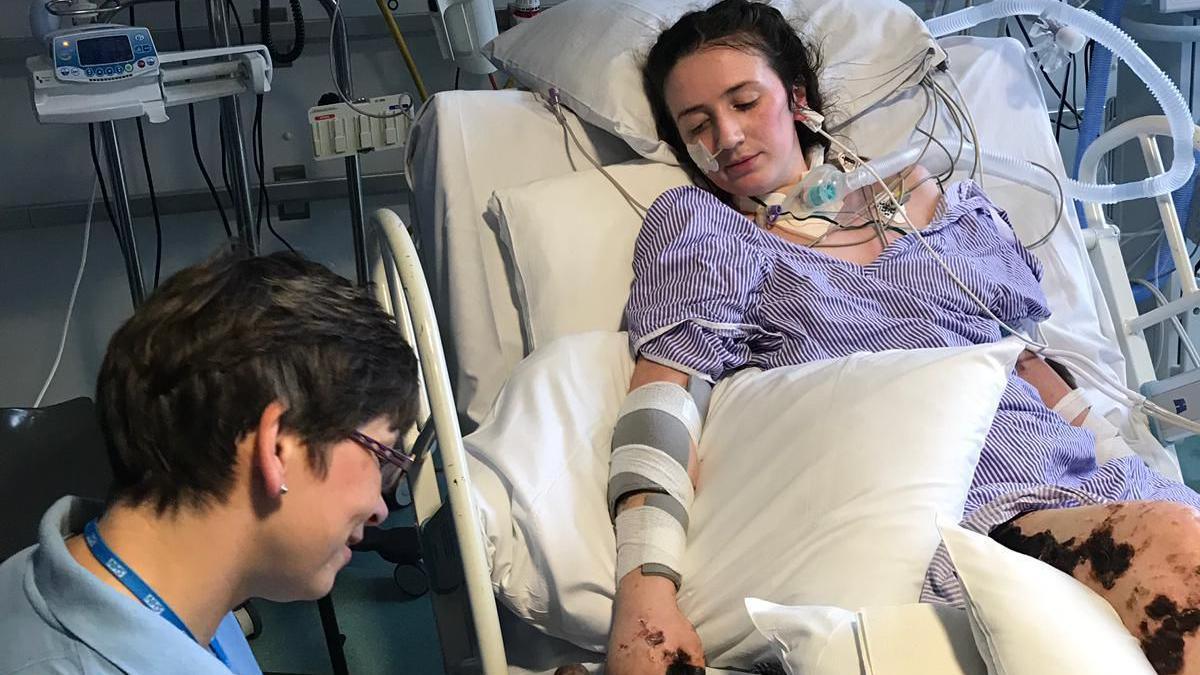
[{"left": 175, "top": 0, "right": 232, "bottom": 240}]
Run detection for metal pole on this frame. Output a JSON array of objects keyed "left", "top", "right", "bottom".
[
  {"left": 207, "top": 0, "right": 257, "bottom": 253},
  {"left": 319, "top": 0, "right": 370, "bottom": 286},
  {"left": 99, "top": 121, "right": 146, "bottom": 307}
]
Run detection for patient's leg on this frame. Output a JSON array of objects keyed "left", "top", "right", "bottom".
[{"left": 992, "top": 501, "right": 1200, "bottom": 675}]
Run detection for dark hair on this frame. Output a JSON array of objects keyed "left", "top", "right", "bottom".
[
  {"left": 96, "top": 250, "right": 419, "bottom": 512},
  {"left": 1043, "top": 357, "right": 1078, "bottom": 391},
  {"left": 643, "top": 0, "right": 828, "bottom": 202}
]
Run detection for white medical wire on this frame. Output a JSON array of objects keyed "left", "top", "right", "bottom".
[
  {"left": 541, "top": 91, "right": 649, "bottom": 217},
  {"left": 35, "top": 179, "right": 97, "bottom": 408},
  {"left": 1020, "top": 160, "right": 1065, "bottom": 249},
  {"left": 1125, "top": 229, "right": 1168, "bottom": 270},
  {"left": 1132, "top": 278, "right": 1200, "bottom": 370},
  {"left": 327, "top": 1, "right": 412, "bottom": 121},
  {"left": 935, "top": 72, "right": 983, "bottom": 183},
  {"left": 818, "top": 127, "right": 1200, "bottom": 435}
]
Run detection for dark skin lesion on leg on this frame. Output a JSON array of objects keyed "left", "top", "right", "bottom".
[
  {"left": 1139, "top": 595, "right": 1200, "bottom": 675},
  {"left": 991, "top": 516, "right": 1136, "bottom": 590},
  {"left": 992, "top": 507, "right": 1200, "bottom": 675}
]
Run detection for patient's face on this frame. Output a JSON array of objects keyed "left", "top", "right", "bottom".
[
  {"left": 257, "top": 417, "right": 392, "bottom": 601},
  {"left": 664, "top": 46, "right": 809, "bottom": 198}
]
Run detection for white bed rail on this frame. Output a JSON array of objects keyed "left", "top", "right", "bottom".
[
  {"left": 1079, "top": 115, "right": 1200, "bottom": 387},
  {"left": 370, "top": 207, "right": 508, "bottom": 674}
]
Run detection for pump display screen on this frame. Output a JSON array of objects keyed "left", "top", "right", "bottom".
[{"left": 77, "top": 35, "right": 133, "bottom": 65}]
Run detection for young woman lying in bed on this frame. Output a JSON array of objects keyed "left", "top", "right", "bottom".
[{"left": 579, "top": 2, "right": 1200, "bottom": 674}]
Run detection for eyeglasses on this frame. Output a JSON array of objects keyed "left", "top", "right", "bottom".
[{"left": 349, "top": 430, "right": 416, "bottom": 473}]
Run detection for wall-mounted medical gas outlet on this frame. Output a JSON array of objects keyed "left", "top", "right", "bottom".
[{"left": 308, "top": 94, "right": 412, "bottom": 161}]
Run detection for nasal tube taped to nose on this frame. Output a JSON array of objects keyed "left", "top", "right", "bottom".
[{"left": 687, "top": 141, "right": 720, "bottom": 173}]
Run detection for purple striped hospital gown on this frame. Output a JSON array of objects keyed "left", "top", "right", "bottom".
[{"left": 624, "top": 181, "right": 1200, "bottom": 606}]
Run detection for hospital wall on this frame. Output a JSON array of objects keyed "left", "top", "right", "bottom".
[{"left": 0, "top": 0, "right": 471, "bottom": 409}]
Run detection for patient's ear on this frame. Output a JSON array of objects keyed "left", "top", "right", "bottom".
[
  {"left": 792, "top": 84, "right": 809, "bottom": 115},
  {"left": 252, "top": 401, "right": 292, "bottom": 499}
]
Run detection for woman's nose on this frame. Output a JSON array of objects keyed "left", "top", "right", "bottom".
[
  {"left": 367, "top": 493, "right": 388, "bottom": 526},
  {"left": 714, "top": 115, "right": 744, "bottom": 153}
]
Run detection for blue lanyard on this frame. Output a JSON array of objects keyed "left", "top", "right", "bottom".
[{"left": 83, "top": 519, "right": 231, "bottom": 669}]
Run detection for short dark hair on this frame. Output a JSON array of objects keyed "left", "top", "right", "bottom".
[
  {"left": 1043, "top": 357, "right": 1078, "bottom": 390},
  {"left": 642, "top": 0, "right": 828, "bottom": 202},
  {"left": 96, "top": 250, "right": 419, "bottom": 512}
]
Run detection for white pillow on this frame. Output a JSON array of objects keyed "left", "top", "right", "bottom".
[
  {"left": 937, "top": 521, "right": 1157, "bottom": 675},
  {"left": 488, "top": 161, "right": 691, "bottom": 352},
  {"left": 743, "top": 600, "right": 860, "bottom": 675},
  {"left": 744, "top": 599, "right": 987, "bottom": 675},
  {"left": 484, "top": 0, "right": 946, "bottom": 163},
  {"left": 464, "top": 331, "right": 1022, "bottom": 666}
]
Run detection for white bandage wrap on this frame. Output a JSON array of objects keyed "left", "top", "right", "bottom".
[
  {"left": 1082, "top": 408, "right": 1121, "bottom": 440},
  {"left": 618, "top": 382, "right": 702, "bottom": 445},
  {"left": 1053, "top": 388, "right": 1119, "bottom": 441},
  {"left": 610, "top": 445, "right": 695, "bottom": 508},
  {"left": 609, "top": 380, "right": 704, "bottom": 587},
  {"left": 614, "top": 505, "right": 687, "bottom": 584},
  {"left": 1052, "top": 388, "right": 1090, "bottom": 423}
]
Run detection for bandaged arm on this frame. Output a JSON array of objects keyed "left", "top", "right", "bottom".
[
  {"left": 610, "top": 359, "right": 707, "bottom": 589},
  {"left": 1052, "top": 387, "right": 1120, "bottom": 440}
]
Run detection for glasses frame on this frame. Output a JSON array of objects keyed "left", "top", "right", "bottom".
[{"left": 349, "top": 430, "right": 416, "bottom": 473}]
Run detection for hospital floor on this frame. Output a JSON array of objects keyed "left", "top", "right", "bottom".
[{"left": 247, "top": 507, "right": 445, "bottom": 675}]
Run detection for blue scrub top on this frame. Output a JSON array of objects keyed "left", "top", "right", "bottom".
[{"left": 0, "top": 496, "right": 262, "bottom": 674}]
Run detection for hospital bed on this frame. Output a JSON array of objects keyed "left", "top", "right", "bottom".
[{"left": 366, "top": 12, "right": 1199, "bottom": 675}]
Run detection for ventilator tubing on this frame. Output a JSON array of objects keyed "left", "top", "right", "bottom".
[{"left": 926, "top": 0, "right": 1195, "bottom": 204}]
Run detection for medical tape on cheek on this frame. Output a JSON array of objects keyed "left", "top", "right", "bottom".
[
  {"left": 614, "top": 505, "right": 687, "bottom": 587},
  {"left": 687, "top": 141, "right": 720, "bottom": 174}
]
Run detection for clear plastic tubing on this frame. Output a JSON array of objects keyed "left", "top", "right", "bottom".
[{"left": 926, "top": 0, "right": 1194, "bottom": 204}]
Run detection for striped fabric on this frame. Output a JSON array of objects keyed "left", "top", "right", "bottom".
[{"left": 625, "top": 182, "right": 1200, "bottom": 606}]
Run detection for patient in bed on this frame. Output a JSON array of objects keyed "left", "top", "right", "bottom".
[{"left": 588, "top": 2, "right": 1200, "bottom": 674}]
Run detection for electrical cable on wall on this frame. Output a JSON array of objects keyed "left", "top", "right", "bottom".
[
  {"left": 259, "top": 0, "right": 304, "bottom": 65},
  {"left": 129, "top": 3, "right": 163, "bottom": 288},
  {"left": 87, "top": 124, "right": 119, "bottom": 243},
  {"left": 252, "top": 94, "right": 297, "bottom": 253},
  {"left": 134, "top": 119, "right": 163, "bottom": 288},
  {"left": 326, "top": 1, "right": 411, "bottom": 119},
  {"left": 175, "top": 0, "right": 233, "bottom": 238},
  {"left": 34, "top": 179, "right": 97, "bottom": 407},
  {"left": 375, "top": 0, "right": 430, "bottom": 102}
]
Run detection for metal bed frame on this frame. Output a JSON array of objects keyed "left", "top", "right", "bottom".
[{"left": 1080, "top": 115, "right": 1200, "bottom": 394}]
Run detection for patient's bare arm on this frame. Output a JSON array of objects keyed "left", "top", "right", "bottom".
[{"left": 605, "top": 358, "right": 706, "bottom": 675}]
